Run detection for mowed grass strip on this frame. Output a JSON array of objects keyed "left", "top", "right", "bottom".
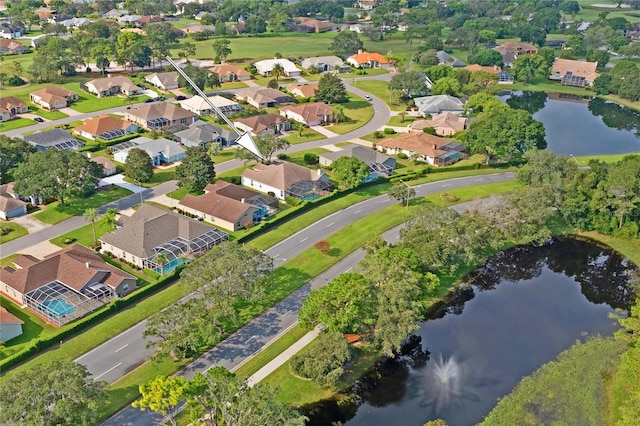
[
  {"left": 0, "top": 221, "right": 28, "bottom": 244},
  {"left": 0, "top": 117, "right": 37, "bottom": 131}
]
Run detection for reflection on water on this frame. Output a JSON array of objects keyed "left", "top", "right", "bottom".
[
  {"left": 306, "top": 238, "right": 638, "bottom": 426},
  {"left": 498, "top": 91, "right": 640, "bottom": 156}
]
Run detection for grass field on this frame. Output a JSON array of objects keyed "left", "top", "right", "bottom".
[
  {"left": 283, "top": 127, "right": 327, "bottom": 145},
  {"left": 329, "top": 94, "right": 374, "bottom": 134},
  {"left": 354, "top": 80, "right": 408, "bottom": 111},
  {"left": 0, "top": 117, "right": 35, "bottom": 131},
  {"left": 50, "top": 217, "right": 116, "bottom": 248},
  {"left": 0, "top": 221, "right": 28, "bottom": 244},
  {"left": 33, "top": 186, "right": 132, "bottom": 224}
]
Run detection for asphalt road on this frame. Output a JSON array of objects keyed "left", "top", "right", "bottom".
[{"left": 100, "top": 172, "right": 514, "bottom": 426}]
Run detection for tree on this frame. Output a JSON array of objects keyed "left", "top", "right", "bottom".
[
  {"left": 178, "top": 42, "right": 196, "bottom": 61},
  {"left": 133, "top": 375, "right": 187, "bottom": 426},
  {"left": 519, "top": 23, "right": 547, "bottom": 47},
  {"left": 292, "top": 120, "right": 306, "bottom": 137},
  {"left": 332, "top": 104, "right": 347, "bottom": 123},
  {"left": 178, "top": 64, "right": 219, "bottom": 95},
  {"left": 211, "top": 38, "right": 231, "bottom": 63},
  {"left": 0, "top": 135, "right": 34, "bottom": 184},
  {"left": 175, "top": 146, "right": 215, "bottom": 192},
  {"left": 315, "top": 73, "right": 348, "bottom": 104},
  {"left": 511, "top": 54, "right": 550, "bottom": 84},
  {"left": 83, "top": 208, "right": 100, "bottom": 247},
  {"left": 186, "top": 367, "right": 306, "bottom": 426},
  {"left": 103, "top": 207, "right": 118, "bottom": 230},
  {"left": 388, "top": 181, "right": 416, "bottom": 207},
  {"left": 269, "top": 4, "right": 289, "bottom": 34},
  {"left": 13, "top": 150, "right": 102, "bottom": 205},
  {"left": 463, "top": 105, "right": 546, "bottom": 161},
  {"left": 389, "top": 71, "right": 429, "bottom": 99},
  {"left": 330, "top": 31, "right": 363, "bottom": 58},
  {"left": 236, "top": 133, "right": 290, "bottom": 163},
  {"left": 299, "top": 272, "right": 374, "bottom": 333},
  {"left": 0, "top": 360, "right": 107, "bottom": 426},
  {"left": 155, "top": 253, "right": 169, "bottom": 275},
  {"left": 430, "top": 77, "right": 462, "bottom": 96},
  {"left": 245, "top": 16, "right": 267, "bottom": 34},
  {"left": 289, "top": 332, "right": 352, "bottom": 387},
  {"left": 124, "top": 148, "right": 154, "bottom": 184},
  {"left": 270, "top": 63, "right": 285, "bottom": 82},
  {"left": 320, "top": 1, "right": 344, "bottom": 21},
  {"left": 331, "top": 156, "right": 369, "bottom": 189},
  {"left": 469, "top": 49, "right": 504, "bottom": 67}
]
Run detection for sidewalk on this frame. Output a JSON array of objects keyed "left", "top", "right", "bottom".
[{"left": 245, "top": 326, "right": 321, "bottom": 387}]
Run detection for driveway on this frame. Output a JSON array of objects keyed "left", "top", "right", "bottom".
[
  {"left": 11, "top": 214, "right": 51, "bottom": 234},
  {"left": 100, "top": 174, "right": 145, "bottom": 193}
]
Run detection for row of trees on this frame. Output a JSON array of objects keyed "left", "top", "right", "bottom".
[
  {"left": 134, "top": 367, "right": 306, "bottom": 426},
  {"left": 143, "top": 242, "right": 273, "bottom": 361}
]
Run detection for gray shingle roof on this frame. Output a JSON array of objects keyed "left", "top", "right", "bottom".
[
  {"left": 319, "top": 144, "right": 394, "bottom": 165},
  {"left": 23, "top": 129, "right": 83, "bottom": 151}
]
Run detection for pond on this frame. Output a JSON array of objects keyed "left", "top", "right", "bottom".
[
  {"left": 305, "top": 238, "right": 638, "bottom": 426},
  {"left": 497, "top": 91, "right": 640, "bottom": 156}
]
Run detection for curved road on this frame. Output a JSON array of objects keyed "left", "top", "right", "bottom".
[{"left": 101, "top": 172, "right": 514, "bottom": 426}]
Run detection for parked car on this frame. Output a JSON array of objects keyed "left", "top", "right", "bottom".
[
  {"left": 364, "top": 95, "right": 373, "bottom": 101},
  {"left": 144, "top": 98, "right": 154, "bottom": 103},
  {"left": 175, "top": 95, "right": 186, "bottom": 101},
  {"left": 138, "top": 84, "right": 148, "bottom": 90},
  {"left": 154, "top": 96, "right": 165, "bottom": 101},
  {"left": 33, "top": 117, "right": 44, "bottom": 122}
]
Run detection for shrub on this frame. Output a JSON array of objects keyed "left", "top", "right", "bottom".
[
  {"left": 277, "top": 153, "right": 288, "bottom": 160},
  {"left": 397, "top": 153, "right": 408, "bottom": 159},
  {"left": 267, "top": 79, "right": 279, "bottom": 89},
  {"left": 304, "top": 153, "right": 319, "bottom": 164},
  {"left": 373, "top": 131, "right": 383, "bottom": 139},
  {"left": 314, "top": 239, "right": 331, "bottom": 254},
  {"left": 62, "top": 238, "right": 75, "bottom": 244},
  {"left": 439, "top": 192, "right": 460, "bottom": 203},
  {"left": 383, "top": 128, "right": 396, "bottom": 134}
]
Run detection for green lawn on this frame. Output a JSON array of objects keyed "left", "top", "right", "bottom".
[
  {"left": 387, "top": 115, "right": 416, "bottom": 127},
  {"left": 124, "top": 167, "right": 176, "bottom": 187},
  {"left": 252, "top": 75, "right": 296, "bottom": 86},
  {"left": 573, "top": 153, "right": 640, "bottom": 166},
  {"left": 360, "top": 130, "right": 402, "bottom": 143},
  {"left": 0, "top": 117, "right": 34, "bottom": 131},
  {"left": 0, "top": 221, "right": 28, "bottom": 244},
  {"left": 71, "top": 93, "right": 147, "bottom": 113},
  {"left": 280, "top": 148, "right": 331, "bottom": 168},
  {"left": 328, "top": 95, "right": 374, "bottom": 134},
  {"left": 33, "top": 186, "right": 132, "bottom": 224},
  {"left": 234, "top": 324, "right": 308, "bottom": 378},
  {"left": 261, "top": 362, "right": 334, "bottom": 407},
  {"left": 354, "top": 80, "right": 407, "bottom": 112},
  {"left": 29, "top": 105, "right": 68, "bottom": 120},
  {"left": 0, "top": 253, "right": 19, "bottom": 267},
  {"left": 0, "top": 297, "right": 59, "bottom": 359},
  {"left": 50, "top": 217, "right": 117, "bottom": 248},
  {"left": 283, "top": 127, "right": 327, "bottom": 144},
  {"left": 219, "top": 80, "right": 249, "bottom": 90}
]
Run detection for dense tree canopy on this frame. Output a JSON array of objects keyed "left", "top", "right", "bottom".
[
  {"left": 175, "top": 146, "right": 215, "bottom": 192},
  {"left": 389, "top": 71, "right": 429, "bottom": 98},
  {"left": 124, "top": 148, "right": 154, "bottom": 184},
  {"left": 331, "top": 156, "right": 370, "bottom": 189},
  {"left": 0, "top": 360, "right": 107, "bottom": 426},
  {"left": 0, "top": 135, "right": 34, "bottom": 184},
  {"left": 315, "top": 73, "right": 348, "bottom": 104},
  {"left": 330, "top": 31, "right": 364, "bottom": 58}
]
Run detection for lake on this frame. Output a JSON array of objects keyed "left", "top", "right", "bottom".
[
  {"left": 497, "top": 91, "right": 640, "bottom": 156},
  {"left": 306, "top": 238, "right": 638, "bottom": 426}
]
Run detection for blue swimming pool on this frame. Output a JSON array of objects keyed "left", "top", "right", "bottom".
[
  {"left": 156, "top": 257, "right": 186, "bottom": 274},
  {"left": 41, "top": 299, "right": 76, "bottom": 318}
]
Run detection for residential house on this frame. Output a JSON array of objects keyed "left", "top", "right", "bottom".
[
  {"left": 550, "top": 58, "right": 600, "bottom": 87},
  {"left": 436, "top": 50, "right": 467, "bottom": 68},
  {"left": 319, "top": 144, "right": 396, "bottom": 178},
  {"left": 194, "top": 11, "right": 209, "bottom": 20},
  {"left": 0, "top": 183, "right": 27, "bottom": 220},
  {"left": 413, "top": 95, "right": 465, "bottom": 117},
  {"left": 111, "top": 136, "right": 185, "bottom": 165},
  {"left": 234, "top": 87, "right": 296, "bottom": 109},
  {"left": 89, "top": 155, "right": 117, "bottom": 176},
  {"left": 83, "top": 76, "right": 141, "bottom": 98},
  {"left": 0, "top": 39, "right": 28, "bottom": 55},
  {"left": 0, "top": 22, "right": 24, "bottom": 39},
  {"left": 178, "top": 181, "right": 278, "bottom": 231},
  {"left": 145, "top": 71, "right": 180, "bottom": 90},
  {"left": 347, "top": 50, "right": 391, "bottom": 68},
  {"left": 47, "top": 15, "right": 73, "bottom": 25},
  {"left": 208, "top": 63, "right": 251, "bottom": 82},
  {"left": 348, "top": 24, "right": 370, "bottom": 34},
  {"left": 60, "top": 17, "right": 91, "bottom": 29},
  {"left": 124, "top": 102, "right": 197, "bottom": 130},
  {"left": 179, "top": 95, "right": 244, "bottom": 117},
  {"left": 280, "top": 102, "right": 333, "bottom": 127},
  {"left": 625, "top": 23, "right": 640, "bottom": 39},
  {"left": 100, "top": 203, "right": 229, "bottom": 272},
  {"left": 300, "top": 56, "right": 349, "bottom": 73},
  {"left": 180, "top": 24, "right": 216, "bottom": 36},
  {"left": 29, "top": 87, "right": 78, "bottom": 110},
  {"left": 228, "top": 21, "right": 245, "bottom": 35},
  {"left": 493, "top": 41, "right": 538, "bottom": 67},
  {"left": 74, "top": 115, "right": 138, "bottom": 140},
  {"left": 253, "top": 58, "right": 301, "bottom": 77},
  {"left": 376, "top": 132, "right": 467, "bottom": 167},
  {"left": 464, "top": 64, "right": 502, "bottom": 74},
  {"left": 0, "top": 307, "right": 24, "bottom": 342},
  {"left": 135, "top": 15, "right": 163, "bottom": 26},
  {"left": 0, "top": 244, "right": 137, "bottom": 326},
  {"left": 234, "top": 114, "right": 291, "bottom": 136},
  {"left": 286, "top": 82, "right": 319, "bottom": 98},
  {"left": 411, "top": 112, "right": 469, "bottom": 136},
  {"left": 23, "top": 129, "right": 84, "bottom": 151},
  {"left": 357, "top": 0, "right": 378, "bottom": 10},
  {"left": 102, "top": 8, "right": 129, "bottom": 18},
  {"left": 34, "top": 7, "right": 54, "bottom": 19},
  {"left": 241, "top": 161, "right": 332, "bottom": 200},
  {"left": 291, "top": 17, "right": 337, "bottom": 33},
  {"left": 186, "top": 120, "right": 238, "bottom": 146},
  {"left": 0, "top": 97, "right": 29, "bottom": 121}
]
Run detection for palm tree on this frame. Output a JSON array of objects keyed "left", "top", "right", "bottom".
[
  {"left": 292, "top": 121, "right": 306, "bottom": 137},
  {"left": 271, "top": 63, "right": 285, "bottom": 82},
  {"left": 103, "top": 207, "right": 118, "bottom": 230},
  {"left": 333, "top": 105, "right": 347, "bottom": 123},
  {"left": 155, "top": 253, "right": 169, "bottom": 275},
  {"left": 83, "top": 208, "right": 101, "bottom": 248}
]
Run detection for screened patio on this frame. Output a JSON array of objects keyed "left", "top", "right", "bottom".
[{"left": 286, "top": 180, "right": 334, "bottom": 201}]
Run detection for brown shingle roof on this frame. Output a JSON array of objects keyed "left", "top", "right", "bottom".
[
  {"left": 126, "top": 102, "right": 197, "bottom": 122},
  {"left": 86, "top": 76, "right": 138, "bottom": 93},
  {"left": 286, "top": 82, "right": 319, "bottom": 98},
  {"left": 31, "top": 86, "right": 77, "bottom": 99},
  {"left": 0, "top": 194, "right": 26, "bottom": 213},
  {"left": 204, "top": 180, "right": 263, "bottom": 201},
  {"left": 0, "top": 96, "right": 27, "bottom": 110},
  {"left": 411, "top": 112, "right": 468, "bottom": 133},
  {"left": 1, "top": 244, "right": 133, "bottom": 295},
  {"left": 377, "top": 132, "right": 451, "bottom": 158},
  {"left": 551, "top": 58, "right": 599, "bottom": 81},
  {"left": 241, "top": 161, "right": 323, "bottom": 191},
  {"left": 208, "top": 63, "right": 251, "bottom": 78},
  {"left": 280, "top": 102, "right": 332, "bottom": 123},
  {"left": 100, "top": 204, "right": 215, "bottom": 259},
  {"left": 75, "top": 115, "right": 131, "bottom": 136},
  {"left": 235, "top": 114, "right": 289, "bottom": 134},
  {"left": 90, "top": 155, "right": 116, "bottom": 170},
  {"left": 464, "top": 64, "right": 502, "bottom": 74},
  {"left": 179, "top": 192, "right": 258, "bottom": 224},
  {"left": 0, "top": 307, "right": 23, "bottom": 324}
]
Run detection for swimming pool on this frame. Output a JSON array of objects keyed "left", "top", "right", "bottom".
[{"left": 41, "top": 299, "right": 76, "bottom": 318}]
